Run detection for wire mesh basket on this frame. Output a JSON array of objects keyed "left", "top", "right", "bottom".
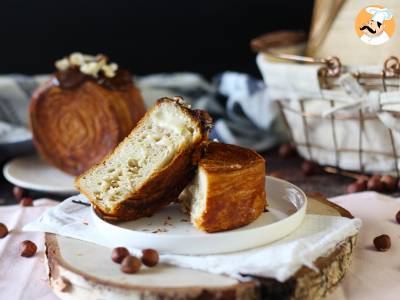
[{"left": 252, "top": 31, "right": 400, "bottom": 176}]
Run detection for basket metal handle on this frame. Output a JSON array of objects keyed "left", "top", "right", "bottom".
[{"left": 251, "top": 31, "right": 400, "bottom": 79}]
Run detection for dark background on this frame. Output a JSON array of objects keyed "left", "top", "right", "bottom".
[{"left": 0, "top": 0, "right": 313, "bottom": 78}]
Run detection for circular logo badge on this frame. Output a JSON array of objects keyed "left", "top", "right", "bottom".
[{"left": 355, "top": 5, "right": 395, "bottom": 46}]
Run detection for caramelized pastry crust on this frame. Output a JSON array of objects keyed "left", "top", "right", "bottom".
[
  {"left": 30, "top": 72, "right": 145, "bottom": 175},
  {"left": 181, "top": 142, "right": 266, "bottom": 233}
]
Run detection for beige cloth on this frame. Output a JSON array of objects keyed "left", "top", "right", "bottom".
[{"left": 0, "top": 192, "right": 399, "bottom": 299}]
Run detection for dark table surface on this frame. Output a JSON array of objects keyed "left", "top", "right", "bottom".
[{"left": 3, "top": 147, "right": 394, "bottom": 206}]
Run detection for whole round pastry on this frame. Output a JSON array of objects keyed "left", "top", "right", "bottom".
[{"left": 30, "top": 53, "right": 146, "bottom": 175}]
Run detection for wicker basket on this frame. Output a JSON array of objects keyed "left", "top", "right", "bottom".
[{"left": 252, "top": 31, "right": 400, "bottom": 176}]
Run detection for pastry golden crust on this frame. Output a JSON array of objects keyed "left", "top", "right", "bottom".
[
  {"left": 76, "top": 97, "right": 212, "bottom": 221},
  {"left": 182, "top": 142, "right": 266, "bottom": 233},
  {"left": 30, "top": 79, "right": 145, "bottom": 175}
]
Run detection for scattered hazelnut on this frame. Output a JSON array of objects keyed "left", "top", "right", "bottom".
[
  {"left": 13, "top": 186, "right": 25, "bottom": 200},
  {"left": 301, "top": 160, "right": 320, "bottom": 176},
  {"left": 356, "top": 176, "right": 368, "bottom": 190},
  {"left": 347, "top": 182, "right": 365, "bottom": 194},
  {"left": 0, "top": 223, "right": 8, "bottom": 238},
  {"left": 373, "top": 234, "right": 391, "bottom": 251},
  {"left": 111, "top": 247, "right": 130, "bottom": 264},
  {"left": 141, "top": 249, "right": 159, "bottom": 267},
  {"left": 367, "top": 176, "right": 384, "bottom": 192},
  {"left": 20, "top": 240, "right": 37, "bottom": 257},
  {"left": 278, "top": 143, "right": 296, "bottom": 158},
  {"left": 381, "top": 175, "right": 396, "bottom": 191},
  {"left": 20, "top": 197, "right": 33, "bottom": 207},
  {"left": 395, "top": 210, "right": 400, "bottom": 224},
  {"left": 121, "top": 255, "right": 141, "bottom": 274}
]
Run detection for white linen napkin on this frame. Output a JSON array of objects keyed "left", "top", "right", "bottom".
[{"left": 24, "top": 194, "right": 361, "bottom": 282}]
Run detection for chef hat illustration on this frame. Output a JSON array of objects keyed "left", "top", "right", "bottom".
[{"left": 366, "top": 7, "right": 393, "bottom": 24}]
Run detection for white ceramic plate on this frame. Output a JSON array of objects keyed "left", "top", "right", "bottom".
[
  {"left": 91, "top": 176, "right": 307, "bottom": 255},
  {"left": 3, "top": 155, "right": 76, "bottom": 194}
]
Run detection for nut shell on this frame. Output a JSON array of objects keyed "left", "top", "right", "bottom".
[
  {"left": 396, "top": 210, "right": 400, "bottom": 224},
  {"left": 381, "top": 175, "right": 396, "bottom": 191},
  {"left": 278, "top": 144, "right": 296, "bottom": 158},
  {"left": 20, "top": 197, "right": 33, "bottom": 207},
  {"left": 20, "top": 240, "right": 37, "bottom": 257},
  {"left": 301, "top": 160, "right": 320, "bottom": 176},
  {"left": 111, "top": 247, "right": 130, "bottom": 264},
  {"left": 356, "top": 176, "right": 368, "bottom": 190},
  {"left": 0, "top": 223, "right": 8, "bottom": 238},
  {"left": 141, "top": 249, "right": 159, "bottom": 267},
  {"left": 373, "top": 234, "right": 391, "bottom": 251},
  {"left": 121, "top": 255, "right": 141, "bottom": 274},
  {"left": 347, "top": 182, "right": 365, "bottom": 194},
  {"left": 367, "top": 176, "right": 384, "bottom": 192},
  {"left": 13, "top": 186, "right": 25, "bottom": 200}
]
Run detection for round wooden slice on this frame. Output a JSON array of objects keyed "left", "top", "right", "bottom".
[{"left": 45, "top": 194, "right": 357, "bottom": 300}]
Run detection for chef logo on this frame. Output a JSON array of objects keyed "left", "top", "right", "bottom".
[{"left": 355, "top": 5, "right": 395, "bottom": 46}]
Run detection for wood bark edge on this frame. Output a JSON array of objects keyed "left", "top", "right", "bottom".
[{"left": 45, "top": 195, "right": 357, "bottom": 300}]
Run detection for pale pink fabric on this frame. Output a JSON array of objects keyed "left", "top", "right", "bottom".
[
  {"left": 0, "top": 199, "right": 58, "bottom": 300},
  {"left": 327, "top": 192, "right": 400, "bottom": 300},
  {"left": 0, "top": 193, "right": 399, "bottom": 299}
]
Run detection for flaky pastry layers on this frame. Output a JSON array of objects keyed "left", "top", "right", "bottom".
[
  {"left": 179, "top": 142, "right": 266, "bottom": 233},
  {"left": 30, "top": 77, "right": 145, "bottom": 175}
]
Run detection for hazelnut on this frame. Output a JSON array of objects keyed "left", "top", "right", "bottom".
[
  {"left": 367, "top": 176, "right": 384, "bottom": 192},
  {"left": 13, "top": 186, "right": 26, "bottom": 200},
  {"left": 356, "top": 176, "right": 368, "bottom": 189},
  {"left": 20, "top": 240, "right": 37, "bottom": 257},
  {"left": 395, "top": 210, "right": 400, "bottom": 224},
  {"left": 111, "top": 247, "right": 130, "bottom": 264},
  {"left": 278, "top": 144, "right": 296, "bottom": 158},
  {"left": 381, "top": 175, "right": 396, "bottom": 191},
  {"left": 121, "top": 255, "right": 141, "bottom": 274},
  {"left": 80, "top": 62, "right": 101, "bottom": 77},
  {"left": 102, "top": 63, "right": 118, "bottom": 78},
  {"left": 141, "top": 249, "right": 159, "bottom": 267},
  {"left": 55, "top": 58, "right": 70, "bottom": 71},
  {"left": 20, "top": 197, "right": 33, "bottom": 207},
  {"left": 373, "top": 234, "right": 391, "bottom": 251},
  {"left": 69, "top": 52, "right": 85, "bottom": 66},
  {"left": 347, "top": 182, "right": 365, "bottom": 194},
  {"left": 301, "top": 160, "right": 320, "bottom": 176},
  {"left": 0, "top": 223, "right": 9, "bottom": 238}
]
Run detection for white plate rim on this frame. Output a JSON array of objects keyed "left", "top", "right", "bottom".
[
  {"left": 90, "top": 176, "right": 308, "bottom": 254},
  {"left": 3, "top": 156, "right": 76, "bottom": 194}
]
